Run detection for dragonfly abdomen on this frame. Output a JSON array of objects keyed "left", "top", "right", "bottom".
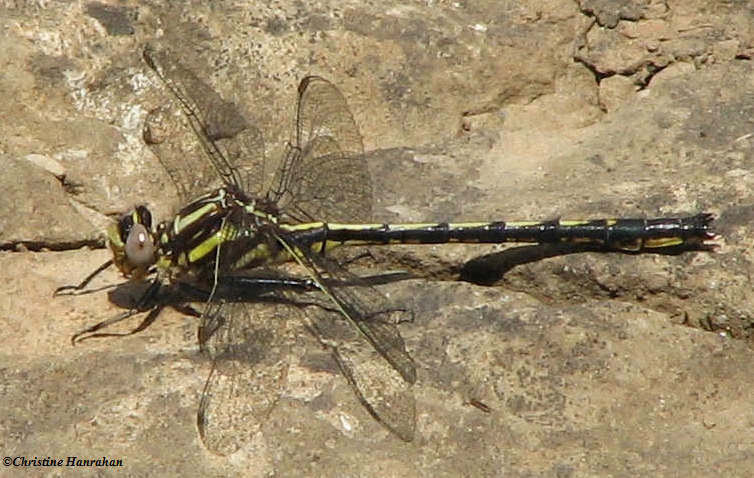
[{"left": 284, "top": 213, "right": 716, "bottom": 253}]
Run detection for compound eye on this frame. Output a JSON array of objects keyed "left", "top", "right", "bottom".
[
  {"left": 135, "top": 205, "right": 152, "bottom": 229},
  {"left": 119, "top": 215, "right": 135, "bottom": 243},
  {"left": 124, "top": 222, "right": 155, "bottom": 269}
]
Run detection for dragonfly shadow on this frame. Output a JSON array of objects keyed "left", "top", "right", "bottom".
[
  {"left": 460, "top": 242, "right": 710, "bottom": 286},
  {"left": 107, "top": 280, "right": 158, "bottom": 310},
  {"left": 104, "top": 270, "right": 415, "bottom": 318}
]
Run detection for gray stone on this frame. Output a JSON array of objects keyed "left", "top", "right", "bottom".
[{"left": 1, "top": 1, "right": 752, "bottom": 476}]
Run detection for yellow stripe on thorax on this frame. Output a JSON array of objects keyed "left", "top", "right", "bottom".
[{"left": 187, "top": 221, "right": 237, "bottom": 263}]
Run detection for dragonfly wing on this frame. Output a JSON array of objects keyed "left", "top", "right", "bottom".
[
  {"left": 143, "top": 45, "right": 268, "bottom": 200},
  {"left": 271, "top": 76, "right": 371, "bottom": 224},
  {"left": 304, "top": 304, "right": 416, "bottom": 441},
  {"left": 197, "top": 300, "right": 292, "bottom": 456},
  {"left": 273, "top": 232, "right": 417, "bottom": 440},
  {"left": 142, "top": 103, "right": 223, "bottom": 204}
]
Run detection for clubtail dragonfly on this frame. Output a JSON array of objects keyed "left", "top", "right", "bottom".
[{"left": 57, "top": 45, "right": 716, "bottom": 455}]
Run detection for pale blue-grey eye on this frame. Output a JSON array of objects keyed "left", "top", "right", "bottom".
[{"left": 124, "top": 223, "right": 155, "bottom": 269}]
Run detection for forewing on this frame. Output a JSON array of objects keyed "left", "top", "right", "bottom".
[
  {"left": 143, "top": 45, "right": 267, "bottom": 200},
  {"left": 142, "top": 103, "right": 222, "bottom": 204},
  {"left": 197, "top": 300, "right": 293, "bottom": 456}
]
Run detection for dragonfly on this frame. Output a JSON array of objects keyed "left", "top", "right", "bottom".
[{"left": 57, "top": 45, "right": 717, "bottom": 455}]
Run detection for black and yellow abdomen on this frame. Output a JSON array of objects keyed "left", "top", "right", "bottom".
[{"left": 283, "top": 214, "right": 716, "bottom": 254}]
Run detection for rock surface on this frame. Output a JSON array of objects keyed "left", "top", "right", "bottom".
[{"left": 1, "top": 1, "right": 753, "bottom": 477}]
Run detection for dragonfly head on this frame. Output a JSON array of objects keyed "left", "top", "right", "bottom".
[{"left": 107, "top": 205, "right": 157, "bottom": 279}]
